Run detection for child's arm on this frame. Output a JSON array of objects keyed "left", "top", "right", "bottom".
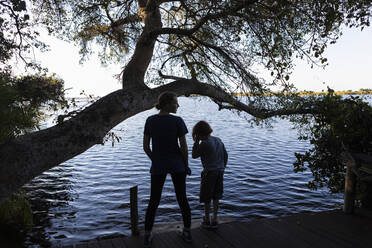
[{"left": 192, "top": 139, "right": 202, "bottom": 159}]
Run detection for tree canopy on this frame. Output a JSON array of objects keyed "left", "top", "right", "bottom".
[
  {"left": 33, "top": 1, "right": 370, "bottom": 90},
  {"left": 0, "top": 0, "right": 68, "bottom": 144},
  {"left": 0, "top": 0, "right": 371, "bottom": 204}
]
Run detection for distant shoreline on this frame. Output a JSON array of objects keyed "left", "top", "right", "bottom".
[
  {"left": 66, "top": 90, "right": 372, "bottom": 99},
  {"left": 234, "top": 89, "right": 372, "bottom": 97}
]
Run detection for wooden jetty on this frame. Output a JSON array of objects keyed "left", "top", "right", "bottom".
[
  {"left": 63, "top": 154, "right": 372, "bottom": 248},
  {"left": 64, "top": 209, "right": 372, "bottom": 248}
]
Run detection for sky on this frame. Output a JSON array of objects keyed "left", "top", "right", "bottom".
[{"left": 15, "top": 26, "right": 372, "bottom": 97}]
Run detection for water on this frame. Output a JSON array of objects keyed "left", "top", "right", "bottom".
[{"left": 23, "top": 96, "right": 372, "bottom": 246}]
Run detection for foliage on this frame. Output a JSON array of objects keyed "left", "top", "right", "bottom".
[
  {"left": 0, "top": 68, "right": 67, "bottom": 144},
  {"left": 0, "top": 0, "right": 47, "bottom": 67},
  {"left": 292, "top": 89, "right": 372, "bottom": 193},
  {"left": 0, "top": 190, "right": 33, "bottom": 232},
  {"left": 0, "top": 1, "right": 69, "bottom": 144},
  {"left": 31, "top": 0, "right": 372, "bottom": 96}
]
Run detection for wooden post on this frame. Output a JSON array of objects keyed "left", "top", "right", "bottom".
[
  {"left": 130, "top": 185, "right": 139, "bottom": 236},
  {"left": 344, "top": 166, "right": 356, "bottom": 214}
]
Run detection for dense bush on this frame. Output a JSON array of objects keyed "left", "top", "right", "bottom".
[
  {"left": 0, "top": 191, "right": 33, "bottom": 230},
  {"left": 293, "top": 90, "right": 372, "bottom": 194}
]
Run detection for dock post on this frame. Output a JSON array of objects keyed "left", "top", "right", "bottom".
[
  {"left": 130, "top": 185, "right": 139, "bottom": 236},
  {"left": 344, "top": 166, "right": 356, "bottom": 214}
]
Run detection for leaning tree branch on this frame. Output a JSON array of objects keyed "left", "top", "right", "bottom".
[
  {"left": 0, "top": 75, "right": 315, "bottom": 204},
  {"left": 156, "top": 78, "right": 317, "bottom": 118}
]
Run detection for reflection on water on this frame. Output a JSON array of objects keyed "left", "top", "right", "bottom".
[{"left": 22, "top": 96, "right": 372, "bottom": 246}]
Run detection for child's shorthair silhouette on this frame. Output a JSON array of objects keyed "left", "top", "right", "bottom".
[{"left": 192, "top": 120, "right": 228, "bottom": 229}]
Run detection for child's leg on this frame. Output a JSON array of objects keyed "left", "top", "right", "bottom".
[
  {"left": 212, "top": 170, "right": 223, "bottom": 224},
  {"left": 212, "top": 199, "right": 219, "bottom": 223},
  {"left": 200, "top": 170, "right": 211, "bottom": 224}
]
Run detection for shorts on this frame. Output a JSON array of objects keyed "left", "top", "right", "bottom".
[{"left": 200, "top": 170, "right": 224, "bottom": 203}]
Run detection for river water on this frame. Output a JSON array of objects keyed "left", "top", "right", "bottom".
[{"left": 23, "top": 96, "right": 371, "bottom": 247}]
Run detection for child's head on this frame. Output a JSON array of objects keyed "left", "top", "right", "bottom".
[{"left": 192, "top": 121, "right": 213, "bottom": 139}]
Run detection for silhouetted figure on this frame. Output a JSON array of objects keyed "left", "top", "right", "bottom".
[
  {"left": 143, "top": 92, "right": 192, "bottom": 247},
  {"left": 192, "top": 120, "right": 228, "bottom": 229}
]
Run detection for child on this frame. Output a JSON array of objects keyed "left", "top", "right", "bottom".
[{"left": 192, "top": 120, "right": 228, "bottom": 229}]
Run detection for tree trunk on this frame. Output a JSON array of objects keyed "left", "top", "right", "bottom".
[
  {"left": 0, "top": 87, "right": 157, "bottom": 204},
  {"left": 121, "top": 0, "right": 162, "bottom": 88}
]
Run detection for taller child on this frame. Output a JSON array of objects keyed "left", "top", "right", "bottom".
[{"left": 143, "top": 92, "right": 192, "bottom": 247}]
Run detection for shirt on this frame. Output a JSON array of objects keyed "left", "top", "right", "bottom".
[
  {"left": 144, "top": 114, "right": 188, "bottom": 174},
  {"left": 192, "top": 136, "right": 228, "bottom": 171}
]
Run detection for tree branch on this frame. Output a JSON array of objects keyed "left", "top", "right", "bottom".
[
  {"left": 156, "top": 78, "right": 316, "bottom": 118},
  {"left": 149, "top": 0, "right": 258, "bottom": 37},
  {"left": 111, "top": 15, "right": 142, "bottom": 28}
]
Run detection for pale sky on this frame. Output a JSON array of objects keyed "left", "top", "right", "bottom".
[{"left": 16, "top": 26, "right": 372, "bottom": 97}]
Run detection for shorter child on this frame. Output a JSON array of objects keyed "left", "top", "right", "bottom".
[{"left": 192, "top": 120, "right": 228, "bottom": 229}]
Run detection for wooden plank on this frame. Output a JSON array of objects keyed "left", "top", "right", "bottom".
[
  {"left": 130, "top": 186, "right": 139, "bottom": 236},
  {"left": 155, "top": 230, "right": 191, "bottom": 248},
  {"left": 97, "top": 239, "right": 114, "bottom": 248},
  {"left": 222, "top": 221, "right": 267, "bottom": 248},
  {"left": 198, "top": 227, "right": 235, "bottom": 248},
  {"left": 311, "top": 212, "right": 372, "bottom": 247},
  {"left": 196, "top": 229, "right": 225, "bottom": 247},
  {"left": 360, "top": 175, "right": 372, "bottom": 182},
  {"left": 344, "top": 166, "right": 356, "bottom": 213},
  {"left": 189, "top": 227, "right": 233, "bottom": 248},
  {"left": 214, "top": 221, "right": 259, "bottom": 248},
  {"left": 85, "top": 240, "right": 100, "bottom": 248},
  {"left": 75, "top": 242, "right": 89, "bottom": 248},
  {"left": 238, "top": 220, "right": 297, "bottom": 248},
  {"left": 66, "top": 210, "right": 372, "bottom": 248},
  {"left": 122, "top": 235, "right": 143, "bottom": 248},
  {"left": 147, "top": 235, "right": 164, "bottom": 248},
  {"left": 351, "top": 153, "right": 372, "bottom": 165},
  {"left": 282, "top": 212, "right": 364, "bottom": 248},
  {"left": 283, "top": 213, "right": 350, "bottom": 246},
  {"left": 360, "top": 166, "right": 372, "bottom": 175},
  {"left": 110, "top": 237, "right": 128, "bottom": 248},
  {"left": 264, "top": 215, "right": 336, "bottom": 248}
]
